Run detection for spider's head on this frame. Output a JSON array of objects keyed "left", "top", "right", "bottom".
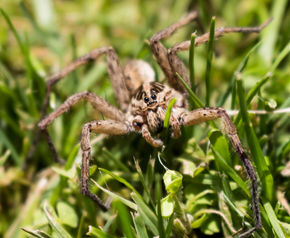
[{"left": 132, "top": 82, "right": 165, "bottom": 109}]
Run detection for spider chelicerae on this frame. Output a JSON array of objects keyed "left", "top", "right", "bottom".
[{"left": 38, "top": 11, "right": 271, "bottom": 237}]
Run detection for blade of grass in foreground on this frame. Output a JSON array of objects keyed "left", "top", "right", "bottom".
[
  {"left": 1, "top": 8, "right": 42, "bottom": 122},
  {"left": 259, "top": 0, "right": 287, "bottom": 64},
  {"left": 131, "top": 193, "right": 159, "bottom": 236},
  {"left": 0, "top": 127, "right": 21, "bottom": 166},
  {"left": 263, "top": 201, "right": 286, "bottom": 238},
  {"left": 209, "top": 130, "right": 250, "bottom": 197},
  {"left": 21, "top": 228, "right": 50, "bottom": 238},
  {"left": 87, "top": 226, "right": 117, "bottom": 238},
  {"left": 113, "top": 200, "right": 136, "bottom": 238},
  {"left": 205, "top": 16, "right": 215, "bottom": 106},
  {"left": 132, "top": 213, "right": 149, "bottom": 238},
  {"left": 99, "top": 168, "right": 142, "bottom": 198},
  {"left": 43, "top": 202, "right": 72, "bottom": 238},
  {"left": 176, "top": 73, "right": 204, "bottom": 108},
  {"left": 91, "top": 179, "right": 137, "bottom": 210},
  {"left": 161, "top": 98, "right": 176, "bottom": 144},
  {"left": 236, "top": 78, "right": 274, "bottom": 203},
  {"left": 189, "top": 33, "right": 196, "bottom": 93}
]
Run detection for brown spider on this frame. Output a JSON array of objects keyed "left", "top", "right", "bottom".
[{"left": 38, "top": 11, "right": 271, "bottom": 237}]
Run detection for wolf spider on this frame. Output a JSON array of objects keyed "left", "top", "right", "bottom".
[{"left": 38, "top": 11, "right": 271, "bottom": 237}]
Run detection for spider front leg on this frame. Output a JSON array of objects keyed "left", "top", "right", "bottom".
[
  {"left": 41, "top": 46, "right": 130, "bottom": 116},
  {"left": 27, "top": 47, "right": 130, "bottom": 163},
  {"left": 168, "top": 18, "right": 272, "bottom": 61},
  {"left": 141, "top": 124, "right": 163, "bottom": 147},
  {"left": 149, "top": 11, "right": 198, "bottom": 93},
  {"left": 180, "top": 107, "right": 261, "bottom": 237},
  {"left": 81, "top": 120, "right": 131, "bottom": 209},
  {"left": 38, "top": 91, "right": 125, "bottom": 162}
]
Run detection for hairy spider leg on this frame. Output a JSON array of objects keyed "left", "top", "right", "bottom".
[
  {"left": 27, "top": 47, "right": 129, "bottom": 163},
  {"left": 149, "top": 11, "right": 198, "bottom": 93},
  {"left": 168, "top": 18, "right": 272, "bottom": 81},
  {"left": 38, "top": 92, "right": 126, "bottom": 209},
  {"left": 81, "top": 120, "right": 131, "bottom": 210}
]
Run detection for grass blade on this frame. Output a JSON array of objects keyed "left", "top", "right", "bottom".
[
  {"left": 99, "top": 168, "right": 142, "bottom": 197},
  {"left": 91, "top": 179, "right": 137, "bottom": 210},
  {"left": 259, "top": 0, "right": 287, "bottom": 64},
  {"left": 234, "top": 41, "right": 290, "bottom": 124},
  {"left": 189, "top": 33, "right": 196, "bottom": 94},
  {"left": 176, "top": 73, "right": 204, "bottom": 108},
  {"left": 131, "top": 193, "right": 159, "bottom": 235},
  {"left": 163, "top": 98, "right": 176, "bottom": 129},
  {"left": 205, "top": 17, "right": 215, "bottom": 106},
  {"left": 21, "top": 228, "right": 51, "bottom": 238},
  {"left": 0, "top": 127, "right": 22, "bottom": 166},
  {"left": 263, "top": 201, "right": 286, "bottom": 238},
  {"left": 87, "top": 226, "right": 117, "bottom": 238},
  {"left": 42, "top": 201, "right": 72, "bottom": 238},
  {"left": 132, "top": 213, "right": 149, "bottom": 238},
  {"left": 209, "top": 130, "right": 250, "bottom": 196},
  {"left": 113, "top": 200, "right": 136, "bottom": 238}
]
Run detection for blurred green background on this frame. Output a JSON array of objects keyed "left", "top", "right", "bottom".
[{"left": 0, "top": 0, "right": 289, "bottom": 237}]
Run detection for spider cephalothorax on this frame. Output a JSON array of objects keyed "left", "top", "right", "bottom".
[
  {"left": 128, "top": 81, "right": 185, "bottom": 139},
  {"left": 37, "top": 11, "right": 271, "bottom": 237}
]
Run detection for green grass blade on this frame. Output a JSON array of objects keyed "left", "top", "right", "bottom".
[
  {"left": 132, "top": 213, "right": 149, "bottom": 238},
  {"left": 131, "top": 193, "right": 159, "bottom": 235},
  {"left": 205, "top": 17, "right": 215, "bottom": 106},
  {"left": 259, "top": 0, "right": 287, "bottom": 64},
  {"left": 87, "top": 226, "right": 117, "bottom": 238},
  {"left": 209, "top": 130, "right": 250, "bottom": 197},
  {"left": 189, "top": 33, "right": 196, "bottom": 94},
  {"left": 0, "top": 127, "right": 22, "bottom": 166},
  {"left": 236, "top": 78, "right": 274, "bottom": 202},
  {"left": 91, "top": 179, "right": 137, "bottom": 210},
  {"left": 21, "top": 228, "right": 51, "bottom": 238},
  {"left": 269, "top": 41, "right": 290, "bottom": 73},
  {"left": 113, "top": 200, "right": 136, "bottom": 238},
  {"left": 263, "top": 201, "right": 286, "bottom": 238},
  {"left": 156, "top": 199, "right": 165, "bottom": 238},
  {"left": 163, "top": 98, "right": 176, "bottom": 129},
  {"left": 99, "top": 168, "right": 142, "bottom": 197},
  {"left": 165, "top": 214, "right": 174, "bottom": 238},
  {"left": 42, "top": 202, "right": 72, "bottom": 238},
  {"left": 77, "top": 214, "right": 85, "bottom": 238},
  {"left": 0, "top": 8, "right": 26, "bottom": 54},
  {"left": 176, "top": 73, "right": 204, "bottom": 108}
]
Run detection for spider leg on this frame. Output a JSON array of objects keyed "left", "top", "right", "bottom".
[
  {"left": 38, "top": 92, "right": 125, "bottom": 161},
  {"left": 168, "top": 17, "right": 272, "bottom": 58},
  {"left": 149, "top": 11, "right": 198, "bottom": 93},
  {"left": 180, "top": 107, "right": 261, "bottom": 237},
  {"left": 81, "top": 120, "right": 131, "bottom": 209},
  {"left": 41, "top": 47, "right": 129, "bottom": 115},
  {"left": 26, "top": 47, "right": 130, "bottom": 164},
  {"left": 141, "top": 124, "right": 163, "bottom": 147}
]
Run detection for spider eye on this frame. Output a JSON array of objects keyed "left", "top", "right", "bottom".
[
  {"left": 133, "top": 121, "right": 142, "bottom": 130},
  {"left": 144, "top": 97, "right": 149, "bottom": 103},
  {"left": 151, "top": 94, "right": 156, "bottom": 100}
]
